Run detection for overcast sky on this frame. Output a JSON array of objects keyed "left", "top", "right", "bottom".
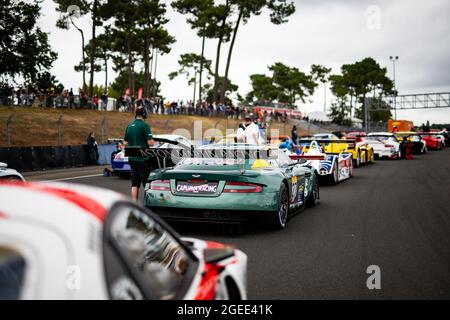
[{"left": 39, "top": 0, "right": 450, "bottom": 125}]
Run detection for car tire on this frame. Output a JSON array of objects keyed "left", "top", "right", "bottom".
[
  {"left": 397, "top": 149, "right": 402, "bottom": 160},
  {"left": 272, "top": 183, "right": 289, "bottom": 230},
  {"left": 369, "top": 149, "right": 375, "bottom": 163},
  {"left": 354, "top": 151, "right": 361, "bottom": 168},
  {"left": 330, "top": 161, "right": 339, "bottom": 185},
  {"left": 306, "top": 173, "right": 319, "bottom": 207}
]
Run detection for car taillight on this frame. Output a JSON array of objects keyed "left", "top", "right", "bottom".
[
  {"left": 384, "top": 144, "right": 394, "bottom": 148},
  {"left": 223, "top": 182, "right": 263, "bottom": 193},
  {"left": 150, "top": 180, "right": 170, "bottom": 191}
]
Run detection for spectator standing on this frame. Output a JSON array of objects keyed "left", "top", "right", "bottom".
[
  {"left": 244, "top": 115, "right": 260, "bottom": 145},
  {"left": 69, "top": 88, "right": 74, "bottom": 109},
  {"left": 291, "top": 125, "right": 298, "bottom": 144},
  {"left": 236, "top": 123, "right": 246, "bottom": 143},
  {"left": 123, "top": 106, "right": 155, "bottom": 202},
  {"left": 100, "top": 92, "right": 108, "bottom": 110},
  {"left": 93, "top": 95, "right": 99, "bottom": 110},
  {"left": 87, "top": 132, "right": 99, "bottom": 165}
]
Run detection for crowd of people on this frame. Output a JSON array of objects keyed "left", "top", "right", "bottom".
[
  {"left": 0, "top": 82, "right": 110, "bottom": 110},
  {"left": 1, "top": 81, "right": 308, "bottom": 126}
]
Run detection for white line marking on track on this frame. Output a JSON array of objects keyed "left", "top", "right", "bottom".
[{"left": 43, "top": 173, "right": 104, "bottom": 182}]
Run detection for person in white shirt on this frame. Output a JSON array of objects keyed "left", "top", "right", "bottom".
[
  {"left": 244, "top": 115, "right": 260, "bottom": 145},
  {"left": 236, "top": 123, "right": 246, "bottom": 143}
]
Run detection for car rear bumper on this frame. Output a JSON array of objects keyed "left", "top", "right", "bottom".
[
  {"left": 147, "top": 207, "right": 275, "bottom": 223},
  {"left": 144, "top": 189, "right": 279, "bottom": 222},
  {"left": 373, "top": 148, "right": 398, "bottom": 158}
]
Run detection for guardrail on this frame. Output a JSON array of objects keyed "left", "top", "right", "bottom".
[{"left": 0, "top": 145, "right": 94, "bottom": 172}]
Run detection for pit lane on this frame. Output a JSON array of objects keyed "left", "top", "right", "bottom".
[{"left": 25, "top": 148, "right": 450, "bottom": 299}]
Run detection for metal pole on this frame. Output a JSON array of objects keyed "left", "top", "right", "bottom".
[
  {"left": 324, "top": 82, "right": 327, "bottom": 113},
  {"left": 153, "top": 49, "right": 158, "bottom": 97},
  {"left": 364, "top": 98, "right": 369, "bottom": 133},
  {"left": 390, "top": 56, "right": 399, "bottom": 120},
  {"left": 193, "top": 71, "right": 197, "bottom": 107},
  {"left": 393, "top": 59, "right": 397, "bottom": 120}
]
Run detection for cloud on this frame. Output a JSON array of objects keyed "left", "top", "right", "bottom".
[{"left": 39, "top": 0, "right": 450, "bottom": 124}]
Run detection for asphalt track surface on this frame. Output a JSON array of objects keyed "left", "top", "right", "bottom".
[{"left": 26, "top": 149, "right": 450, "bottom": 299}]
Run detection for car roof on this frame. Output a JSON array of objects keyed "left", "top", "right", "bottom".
[
  {"left": 367, "top": 132, "right": 394, "bottom": 136},
  {"left": 0, "top": 182, "right": 123, "bottom": 225}
]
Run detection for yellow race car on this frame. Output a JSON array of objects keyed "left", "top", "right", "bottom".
[{"left": 310, "top": 133, "right": 374, "bottom": 167}]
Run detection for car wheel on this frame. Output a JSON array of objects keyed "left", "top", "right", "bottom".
[
  {"left": 272, "top": 183, "right": 289, "bottom": 230},
  {"left": 354, "top": 151, "right": 361, "bottom": 167},
  {"left": 370, "top": 149, "right": 375, "bottom": 163},
  {"left": 397, "top": 149, "right": 402, "bottom": 160},
  {"left": 306, "top": 173, "right": 319, "bottom": 207},
  {"left": 330, "top": 161, "right": 339, "bottom": 185}
]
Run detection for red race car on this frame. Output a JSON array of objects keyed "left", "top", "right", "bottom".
[{"left": 418, "top": 132, "right": 444, "bottom": 150}]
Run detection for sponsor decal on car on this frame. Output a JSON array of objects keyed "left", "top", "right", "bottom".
[{"left": 176, "top": 182, "right": 218, "bottom": 194}]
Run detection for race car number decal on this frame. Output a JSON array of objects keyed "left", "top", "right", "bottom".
[
  {"left": 290, "top": 176, "right": 304, "bottom": 207},
  {"left": 291, "top": 177, "right": 297, "bottom": 203}
]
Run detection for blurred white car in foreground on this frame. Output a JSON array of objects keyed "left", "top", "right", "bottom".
[{"left": 0, "top": 182, "right": 247, "bottom": 300}]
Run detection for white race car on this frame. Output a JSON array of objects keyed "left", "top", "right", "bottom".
[
  {"left": 286, "top": 141, "right": 353, "bottom": 185},
  {"left": 0, "top": 162, "right": 24, "bottom": 181},
  {"left": 112, "top": 134, "right": 193, "bottom": 175},
  {"left": 0, "top": 182, "right": 247, "bottom": 300},
  {"left": 366, "top": 132, "right": 401, "bottom": 159}
]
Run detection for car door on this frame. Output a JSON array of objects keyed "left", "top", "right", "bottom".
[{"left": 102, "top": 202, "right": 199, "bottom": 300}]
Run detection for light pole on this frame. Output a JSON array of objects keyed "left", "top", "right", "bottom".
[{"left": 389, "top": 56, "right": 399, "bottom": 119}]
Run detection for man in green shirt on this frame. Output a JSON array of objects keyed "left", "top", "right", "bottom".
[{"left": 124, "top": 106, "right": 155, "bottom": 202}]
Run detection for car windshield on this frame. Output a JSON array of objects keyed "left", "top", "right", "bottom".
[
  {"left": 109, "top": 206, "right": 194, "bottom": 300},
  {"left": 0, "top": 247, "right": 27, "bottom": 300}
]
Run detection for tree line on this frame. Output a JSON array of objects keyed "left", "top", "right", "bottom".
[{"left": 1, "top": 0, "right": 395, "bottom": 126}]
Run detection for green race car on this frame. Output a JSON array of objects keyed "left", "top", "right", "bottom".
[{"left": 142, "top": 143, "right": 320, "bottom": 230}]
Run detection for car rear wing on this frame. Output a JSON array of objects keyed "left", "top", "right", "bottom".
[
  {"left": 125, "top": 137, "right": 194, "bottom": 170},
  {"left": 298, "top": 139, "right": 356, "bottom": 149},
  {"left": 125, "top": 144, "right": 278, "bottom": 170},
  {"left": 288, "top": 154, "right": 327, "bottom": 161}
]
